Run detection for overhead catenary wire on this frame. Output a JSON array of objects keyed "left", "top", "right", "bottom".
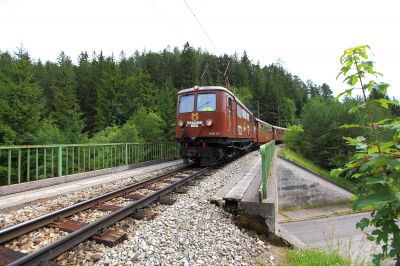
[
  {"left": 149, "top": 0, "right": 166, "bottom": 17},
  {"left": 183, "top": 0, "right": 219, "bottom": 54}
]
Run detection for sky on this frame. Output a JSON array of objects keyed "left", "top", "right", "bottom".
[{"left": 1, "top": 0, "right": 399, "bottom": 98}]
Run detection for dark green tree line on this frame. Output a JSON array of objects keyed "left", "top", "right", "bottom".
[{"left": 0, "top": 43, "right": 322, "bottom": 145}]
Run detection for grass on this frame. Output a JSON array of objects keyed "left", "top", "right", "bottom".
[
  {"left": 279, "top": 200, "right": 353, "bottom": 212},
  {"left": 278, "top": 149, "right": 356, "bottom": 192},
  {"left": 284, "top": 248, "right": 351, "bottom": 266}
]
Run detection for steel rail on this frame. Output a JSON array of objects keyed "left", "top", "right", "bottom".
[
  {"left": 0, "top": 165, "right": 190, "bottom": 244},
  {"left": 8, "top": 167, "right": 210, "bottom": 266}
]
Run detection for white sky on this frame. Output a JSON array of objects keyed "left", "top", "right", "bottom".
[{"left": 1, "top": 0, "right": 399, "bottom": 98}]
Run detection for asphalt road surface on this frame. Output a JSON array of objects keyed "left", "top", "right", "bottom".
[{"left": 279, "top": 212, "right": 383, "bottom": 264}]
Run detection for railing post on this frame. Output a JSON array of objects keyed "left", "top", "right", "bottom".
[
  {"left": 125, "top": 144, "right": 128, "bottom": 165},
  {"left": 27, "top": 149, "right": 30, "bottom": 181},
  {"left": 8, "top": 150, "right": 11, "bottom": 185},
  {"left": 58, "top": 145, "right": 63, "bottom": 177},
  {"left": 18, "top": 149, "right": 21, "bottom": 183}
]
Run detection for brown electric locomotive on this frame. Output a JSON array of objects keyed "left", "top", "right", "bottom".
[{"left": 175, "top": 86, "right": 286, "bottom": 165}]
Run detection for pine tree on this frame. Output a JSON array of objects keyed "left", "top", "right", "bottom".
[{"left": 0, "top": 49, "right": 44, "bottom": 144}]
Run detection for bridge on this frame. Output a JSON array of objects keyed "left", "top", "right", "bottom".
[
  {"left": 0, "top": 141, "right": 376, "bottom": 264},
  {"left": 210, "top": 142, "right": 377, "bottom": 264}
]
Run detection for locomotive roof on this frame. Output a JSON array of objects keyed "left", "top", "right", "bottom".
[{"left": 177, "top": 86, "right": 253, "bottom": 115}]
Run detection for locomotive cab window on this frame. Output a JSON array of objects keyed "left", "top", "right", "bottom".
[
  {"left": 179, "top": 95, "right": 195, "bottom": 113},
  {"left": 197, "top": 93, "right": 216, "bottom": 112}
]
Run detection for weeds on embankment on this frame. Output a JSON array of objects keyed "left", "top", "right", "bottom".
[{"left": 284, "top": 248, "right": 351, "bottom": 266}]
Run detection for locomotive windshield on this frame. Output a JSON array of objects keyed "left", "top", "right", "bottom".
[
  {"left": 179, "top": 95, "right": 194, "bottom": 113},
  {"left": 197, "top": 93, "right": 216, "bottom": 112}
]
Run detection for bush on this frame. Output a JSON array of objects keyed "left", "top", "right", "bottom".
[
  {"left": 90, "top": 123, "right": 141, "bottom": 143},
  {"left": 129, "top": 107, "right": 164, "bottom": 142},
  {"left": 30, "top": 120, "right": 66, "bottom": 144},
  {"left": 283, "top": 125, "right": 304, "bottom": 154}
]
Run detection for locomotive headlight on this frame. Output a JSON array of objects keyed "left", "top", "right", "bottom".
[
  {"left": 178, "top": 120, "right": 185, "bottom": 127},
  {"left": 205, "top": 119, "right": 213, "bottom": 127}
]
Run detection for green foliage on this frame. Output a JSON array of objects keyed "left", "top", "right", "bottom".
[
  {"left": 285, "top": 248, "right": 351, "bottom": 266},
  {"left": 95, "top": 54, "right": 124, "bottom": 130},
  {"left": 154, "top": 81, "right": 179, "bottom": 141},
  {"left": 0, "top": 49, "right": 44, "bottom": 144},
  {"left": 230, "top": 86, "right": 253, "bottom": 107},
  {"left": 30, "top": 120, "right": 66, "bottom": 144},
  {"left": 334, "top": 45, "right": 400, "bottom": 265},
  {"left": 129, "top": 107, "right": 164, "bottom": 142},
  {"left": 121, "top": 70, "right": 157, "bottom": 121},
  {"left": 90, "top": 123, "right": 141, "bottom": 144},
  {"left": 0, "top": 43, "right": 317, "bottom": 145},
  {"left": 280, "top": 97, "right": 296, "bottom": 126},
  {"left": 299, "top": 97, "right": 362, "bottom": 169},
  {"left": 283, "top": 125, "right": 304, "bottom": 154}
]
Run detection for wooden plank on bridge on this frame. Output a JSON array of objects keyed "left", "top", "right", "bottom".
[{"left": 224, "top": 158, "right": 262, "bottom": 202}]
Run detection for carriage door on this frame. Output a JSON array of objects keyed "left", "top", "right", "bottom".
[{"left": 227, "top": 96, "right": 234, "bottom": 137}]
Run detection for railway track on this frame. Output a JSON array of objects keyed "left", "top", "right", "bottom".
[{"left": 0, "top": 165, "right": 211, "bottom": 266}]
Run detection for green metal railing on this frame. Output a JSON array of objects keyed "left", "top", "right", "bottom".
[
  {"left": 0, "top": 143, "right": 180, "bottom": 186},
  {"left": 260, "top": 140, "right": 275, "bottom": 199}
]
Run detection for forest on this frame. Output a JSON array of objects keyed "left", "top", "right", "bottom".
[
  {"left": 0, "top": 42, "right": 327, "bottom": 146},
  {"left": 3, "top": 41, "right": 399, "bottom": 174}
]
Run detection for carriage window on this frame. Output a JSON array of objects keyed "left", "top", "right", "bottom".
[
  {"left": 197, "top": 93, "right": 216, "bottom": 112},
  {"left": 237, "top": 105, "right": 242, "bottom": 118},
  {"left": 179, "top": 95, "right": 194, "bottom": 113},
  {"left": 242, "top": 109, "right": 247, "bottom": 121}
]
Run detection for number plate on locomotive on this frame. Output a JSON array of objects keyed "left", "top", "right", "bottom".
[{"left": 187, "top": 121, "right": 203, "bottom": 127}]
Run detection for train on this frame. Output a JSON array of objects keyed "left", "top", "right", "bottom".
[{"left": 175, "top": 86, "right": 286, "bottom": 166}]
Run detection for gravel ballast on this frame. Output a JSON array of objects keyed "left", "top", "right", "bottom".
[
  {"left": 1, "top": 152, "right": 275, "bottom": 265},
  {"left": 0, "top": 165, "right": 181, "bottom": 229},
  {"left": 96, "top": 151, "right": 272, "bottom": 265}
]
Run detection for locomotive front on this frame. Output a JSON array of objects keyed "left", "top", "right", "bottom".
[{"left": 175, "top": 86, "right": 228, "bottom": 165}]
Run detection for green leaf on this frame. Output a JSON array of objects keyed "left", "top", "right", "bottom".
[
  {"left": 389, "top": 99, "right": 400, "bottom": 107},
  {"left": 364, "top": 176, "right": 385, "bottom": 185},
  {"left": 359, "top": 163, "right": 369, "bottom": 172},
  {"left": 388, "top": 159, "right": 400, "bottom": 170},
  {"left": 371, "top": 229, "right": 381, "bottom": 235},
  {"left": 373, "top": 82, "right": 389, "bottom": 95},
  {"left": 339, "top": 123, "right": 362, "bottom": 129},
  {"left": 336, "top": 88, "right": 353, "bottom": 98},
  {"left": 394, "top": 192, "right": 400, "bottom": 201},
  {"left": 372, "top": 254, "right": 383, "bottom": 266},
  {"left": 375, "top": 118, "right": 392, "bottom": 125},
  {"left": 330, "top": 168, "right": 343, "bottom": 177},
  {"left": 356, "top": 218, "right": 370, "bottom": 230},
  {"left": 351, "top": 75, "right": 358, "bottom": 85},
  {"left": 368, "top": 146, "right": 379, "bottom": 154},
  {"left": 375, "top": 99, "right": 389, "bottom": 109},
  {"left": 354, "top": 198, "right": 387, "bottom": 210}
]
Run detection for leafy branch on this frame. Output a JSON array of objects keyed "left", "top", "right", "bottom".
[{"left": 333, "top": 45, "right": 400, "bottom": 265}]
